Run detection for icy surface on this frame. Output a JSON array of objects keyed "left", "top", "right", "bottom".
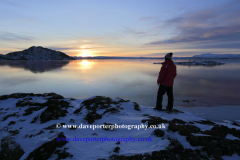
[{"left": 0, "top": 94, "right": 240, "bottom": 159}]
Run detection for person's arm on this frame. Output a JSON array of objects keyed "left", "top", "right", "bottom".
[
  {"left": 157, "top": 64, "right": 167, "bottom": 85},
  {"left": 174, "top": 67, "right": 177, "bottom": 78}
]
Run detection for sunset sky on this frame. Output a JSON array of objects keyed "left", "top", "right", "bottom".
[{"left": 1, "top": 0, "right": 240, "bottom": 57}]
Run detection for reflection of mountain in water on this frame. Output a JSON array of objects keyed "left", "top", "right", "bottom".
[{"left": 0, "top": 60, "right": 70, "bottom": 73}]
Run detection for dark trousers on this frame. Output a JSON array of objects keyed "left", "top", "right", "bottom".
[{"left": 156, "top": 84, "right": 174, "bottom": 110}]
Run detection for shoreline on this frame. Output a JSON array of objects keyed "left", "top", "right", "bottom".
[{"left": 1, "top": 92, "right": 240, "bottom": 122}]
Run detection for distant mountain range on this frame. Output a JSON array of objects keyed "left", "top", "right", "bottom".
[
  {"left": 193, "top": 53, "right": 240, "bottom": 59},
  {"left": 1, "top": 47, "right": 240, "bottom": 61},
  {"left": 74, "top": 53, "right": 240, "bottom": 59},
  {"left": 0, "top": 46, "right": 75, "bottom": 61},
  {"left": 73, "top": 56, "right": 190, "bottom": 59}
]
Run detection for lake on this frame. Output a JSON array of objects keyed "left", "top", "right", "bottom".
[{"left": 0, "top": 59, "right": 240, "bottom": 121}]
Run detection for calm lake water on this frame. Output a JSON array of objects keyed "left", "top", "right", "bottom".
[{"left": 0, "top": 59, "right": 240, "bottom": 121}]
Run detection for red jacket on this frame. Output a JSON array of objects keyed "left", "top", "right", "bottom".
[{"left": 157, "top": 59, "right": 177, "bottom": 86}]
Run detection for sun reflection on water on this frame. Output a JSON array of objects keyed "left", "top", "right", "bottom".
[{"left": 78, "top": 60, "right": 95, "bottom": 69}]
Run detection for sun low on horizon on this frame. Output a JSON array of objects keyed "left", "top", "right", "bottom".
[{"left": 77, "top": 50, "right": 95, "bottom": 57}]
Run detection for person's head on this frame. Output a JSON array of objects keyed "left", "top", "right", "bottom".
[{"left": 165, "top": 52, "right": 173, "bottom": 60}]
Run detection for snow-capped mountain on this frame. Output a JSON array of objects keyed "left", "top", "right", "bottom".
[
  {"left": 2, "top": 46, "right": 75, "bottom": 60},
  {"left": 193, "top": 53, "right": 240, "bottom": 59}
]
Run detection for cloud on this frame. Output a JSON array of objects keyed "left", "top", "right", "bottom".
[
  {"left": 123, "top": 27, "right": 160, "bottom": 39},
  {"left": 0, "top": 1, "right": 25, "bottom": 8},
  {"left": 0, "top": 32, "right": 35, "bottom": 41},
  {"left": 186, "top": 42, "right": 240, "bottom": 49},
  {"left": 138, "top": 16, "right": 159, "bottom": 22},
  {"left": 142, "top": 51, "right": 200, "bottom": 57},
  {"left": 146, "top": 0, "right": 240, "bottom": 48},
  {"left": 47, "top": 45, "right": 109, "bottom": 52},
  {"left": 47, "top": 47, "right": 75, "bottom": 51}
]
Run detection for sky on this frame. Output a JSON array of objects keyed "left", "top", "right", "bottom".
[{"left": 0, "top": 0, "right": 240, "bottom": 57}]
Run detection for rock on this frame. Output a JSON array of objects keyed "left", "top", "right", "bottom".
[
  {"left": 186, "top": 135, "right": 240, "bottom": 158},
  {"left": 154, "top": 129, "right": 165, "bottom": 137},
  {"left": 202, "top": 125, "right": 229, "bottom": 138},
  {"left": 232, "top": 121, "right": 240, "bottom": 127},
  {"left": 167, "top": 139, "right": 184, "bottom": 154},
  {"left": 141, "top": 116, "right": 169, "bottom": 127},
  {"left": 8, "top": 121, "right": 16, "bottom": 125},
  {"left": 0, "top": 95, "right": 9, "bottom": 100},
  {"left": 54, "top": 149, "right": 73, "bottom": 160},
  {"left": 40, "top": 104, "right": 68, "bottom": 123},
  {"left": 2, "top": 113, "right": 17, "bottom": 121},
  {"left": 113, "top": 146, "right": 120, "bottom": 153},
  {"left": 194, "top": 120, "right": 215, "bottom": 125},
  {"left": 84, "top": 112, "right": 102, "bottom": 124},
  {"left": 46, "top": 93, "right": 64, "bottom": 99},
  {"left": 36, "top": 130, "right": 44, "bottom": 135},
  {"left": 25, "top": 132, "right": 70, "bottom": 160},
  {"left": 23, "top": 106, "right": 46, "bottom": 116},
  {"left": 9, "top": 130, "right": 20, "bottom": 135},
  {"left": 152, "top": 150, "right": 177, "bottom": 160},
  {"left": 70, "top": 119, "right": 75, "bottom": 123},
  {"left": 4, "top": 46, "right": 75, "bottom": 60},
  {"left": 82, "top": 96, "right": 115, "bottom": 110},
  {"left": 109, "top": 154, "right": 144, "bottom": 160},
  {"left": 168, "top": 123, "right": 201, "bottom": 136},
  {"left": 133, "top": 102, "right": 141, "bottom": 111},
  {"left": 30, "top": 115, "right": 39, "bottom": 123},
  {"left": 143, "top": 152, "right": 151, "bottom": 158},
  {"left": 74, "top": 96, "right": 129, "bottom": 124},
  {"left": 102, "top": 108, "right": 120, "bottom": 115},
  {"left": 0, "top": 93, "right": 30, "bottom": 100},
  {"left": 45, "top": 99, "right": 72, "bottom": 109},
  {"left": 171, "top": 118, "right": 187, "bottom": 124},
  {"left": 0, "top": 136, "right": 25, "bottom": 160}
]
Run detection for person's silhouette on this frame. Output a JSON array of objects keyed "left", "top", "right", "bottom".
[{"left": 154, "top": 53, "right": 177, "bottom": 111}]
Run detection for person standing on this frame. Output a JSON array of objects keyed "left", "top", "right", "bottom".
[{"left": 154, "top": 53, "right": 177, "bottom": 111}]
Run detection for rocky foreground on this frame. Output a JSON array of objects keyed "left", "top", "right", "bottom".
[{"left": 0, "top": 93, "right": 240, "bottom": 160}]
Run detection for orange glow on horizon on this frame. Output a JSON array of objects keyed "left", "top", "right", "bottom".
[{"left": 79, "top": 50, "right": 94, "bottom": 57}]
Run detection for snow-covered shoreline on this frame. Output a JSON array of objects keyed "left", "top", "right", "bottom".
[
  {"left": 0, "top": 93, "right": 240, "bottom": 160},
  {"left": 154, "top": 60, "right": 225, "bottom": 66}
]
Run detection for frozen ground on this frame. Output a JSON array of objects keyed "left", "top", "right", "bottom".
[
  {"left": 0, "top": 93, "right": 240, "bottom": 160},
  {"left": 177, "top": 105, "right": 240, "bottom": 123}
]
